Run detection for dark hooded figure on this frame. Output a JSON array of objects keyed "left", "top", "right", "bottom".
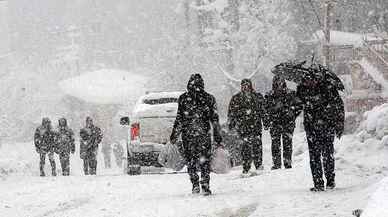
[
  {"left": 80, "top": 117, "right": 103, "bottom": 175},
  {"left": 55, "top": 118, "right": 75, "bottom": 176},
  {"left": 170, "top": 74, "right": 222, "bottom": 196},
  {"left": 264, "top": 75, "right": 302, "bottom": 170},
  {"left": 296, "top": 70, "right": 344, "bottom": 191},
  {"left": 227, "top": 79, "right": 265, "bottom": 174},
  {"left": 34, "top": 117, "right": 57, "bottom": 177}
]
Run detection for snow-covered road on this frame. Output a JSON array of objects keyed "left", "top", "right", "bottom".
[
  {"left": 1, "top": 130, "right": 387, "bottom": 217},
  {"left": 0, "top": 160, "right": 383, "bottom": 217}
]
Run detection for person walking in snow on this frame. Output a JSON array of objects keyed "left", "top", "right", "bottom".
[
  {"left": 101, "top": 143, "right": 112, "bottom": 169},
  {"left": 264, "top": 75, "right": 302, "bottom": 170},
  {"left": 34, "top": 117, "right": 57, "bottom": 177},
  {"left": 296, "top": 69, "right": 344, "bottom": 191},
  {"left": 80, "top": 117, "right": 103, "bottom": 175},
  {"left": 113, "top": 143, "right": 124, "bottom": 168},
  {"left": 227, "top": 79, "right": 265, "bottom": 175},
  {"left": 170, "top": 73, "right": 223, "bottom": 196},
  {"left": 54, "top": 118, "right": 75, "bottom": 176}
]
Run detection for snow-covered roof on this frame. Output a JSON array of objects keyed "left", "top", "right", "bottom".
[
  {"left": 310, "top": 30, "right": 381, "bottom": 48},
  {"left": 59, "top": 68, "right": 150, "bottom": 105}
]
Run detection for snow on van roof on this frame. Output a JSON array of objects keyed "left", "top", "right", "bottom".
[
  {"left": 142, "top": 91, "right": 183, "bottom": 99},
  {"left": 59, "top": 68, "right": 150, "bottom": 105}
]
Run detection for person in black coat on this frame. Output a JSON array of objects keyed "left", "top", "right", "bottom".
[
  {"left": 79, "top": 117, "right": 103, "bottom": 175},
  {"left": 297, "top": 71, "right": 344, "bottom": 191},
  {"left": 34, "top": 118, "right": 57, "bottom": 177},
  {"left": 55, "top": 118, "right": 75, "bottom": 176},
  {"left": 227, "top": 79, "right": 265, "bottom": 174},
  {"left": 170, "top": 74, "right": 222, "bottom": 196},
  {"left": 264, "top": 75, "right": 302, "bottom": 170}
]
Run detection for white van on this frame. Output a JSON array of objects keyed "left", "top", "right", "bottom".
[{"left": 120, "top": 91, "right": 183, "bottom": 174}]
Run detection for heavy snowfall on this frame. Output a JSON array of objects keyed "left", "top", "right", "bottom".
[{"left": 1, "top": 0, "right": 388, "bottom": 217}]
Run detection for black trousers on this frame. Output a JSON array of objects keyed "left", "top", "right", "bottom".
[
  {"left": 83, "top": 150, "right": 97, "bottom": 175},
  {"left": 59, "top": 153, "right": 70, "bottom": 176},
  {"left": 240, "top": 133, "right": 262, "bottom": 172},
  {"left": 39, "top": 152, "right": 56, "bottom": 176},
  {"left": 183, "top": 135, "right": 212, "bottom": 188},
  {"left": 306, "top": 127, "right": 335, "bottom": 188},
  {"left": 270, "top": 126, "right": 294, "bottom": 168}
]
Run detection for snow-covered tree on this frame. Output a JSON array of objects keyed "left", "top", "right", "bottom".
[{"left": 194, "top": 0, "right": 297, "bottom": 90}]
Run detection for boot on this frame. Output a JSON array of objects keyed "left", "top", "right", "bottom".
[
  {"left": 271, "top": 165, "right": 281, "bottom": 170},
  {"left": 326, "top": 180, "right": 336, "bottom": 190},
  {"left": 201, "top": 183, "right": 212, "bottom": 196},
  {"left": 40, "top": 170, "right": 45, "bottom": 177},
  {"left": 192, "top": 184, "right": 200, "bottom": 194},
  {"left": 255, "top": 164, "right": 264, "bottom": 171},
  {"left": 284, "top": 164, "right": 292, "bottom": 169},
  {"left": 310, "top": 186, "right": 324, "bottom": 192},
  {"left": 52, "top": 168, "right": 57, "bottom": 176}
]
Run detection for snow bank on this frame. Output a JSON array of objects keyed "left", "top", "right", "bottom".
[
  {"left": 59, "top": 68, "right": 150, "bottom": 105},
  {"left": 362, "top": 177, "right": 388, "bottom": 217},
  {"left": 357, "top": 103, "right": 388, "bottom": 140}
]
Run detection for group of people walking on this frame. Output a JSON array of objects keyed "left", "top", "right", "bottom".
[
  {"left": 170, "top": 71, "right": 344, "bottom": 195},
  {"left": 34, "top": 69, "right": 344, "bottom": 196},
  {"left": 34, "top": 116, "right": 103, "bottom": 176}
]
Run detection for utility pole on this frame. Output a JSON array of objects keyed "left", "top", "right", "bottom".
[{"left": 323, "top": 0, "right": 334, "bottom": 68}]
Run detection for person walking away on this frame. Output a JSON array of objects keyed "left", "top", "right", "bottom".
[
  {"left": 264, "top": 75, "right": 302, "bottom": 170},
  {"left": 34, "top": 118, "right": 57, "bottom": 177},
  {"left": 55, "top": 118, "right": 75, "bottom": 176},
  {"left": 296, "top": 70, "right": 344, "bottom": 191},
  {"left": 170, "top": 74, "right": 223, "bottom": 196},
  {"left": 113, "top": 143, "right": 124, "bottom": 168},
  {"left": 227, "top": 79, "right": 265, "bottom": 175},
  {"left": 80, "top": 117, "right": 103, "bottom": 175},
  {"left": 101, "top": 143, "right": 112, "bottom": 169}
]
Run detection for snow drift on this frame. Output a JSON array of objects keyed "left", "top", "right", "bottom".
[{"left": 362, "top": 177, "right": 388, "bottom": 217}]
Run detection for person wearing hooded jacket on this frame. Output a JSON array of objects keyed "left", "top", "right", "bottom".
[
  {"left": 296, "top": 71, "right": 344, "bottom": 191},
  {"left": 170, "top": 74, "right": 222, "bottom": 196},
  {"left": 55, "top": 118, "right": 75, "bottom": 176},
  {"left": 34, "top": 117, "right": 57, "bottom": 177},
  {"left": 264, "top": 75, "right": 302, "bottom": 170},
  {"left": 227, "top": 79, "right": 265, "bottom": 175},
  {"left": 80, "top": 117, "right": 103, "bottom": 175}
]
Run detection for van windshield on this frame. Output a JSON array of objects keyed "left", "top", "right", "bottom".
[{"left": 143, "top": 98, "right": 178, "bottom": 105}]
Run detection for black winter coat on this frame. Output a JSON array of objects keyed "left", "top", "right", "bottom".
[
  {"left": 228, "top": 91, "right": 265, "bottom": 136},
  {"left": 264, "top": 89, "right": 302, "bottom": 130},
  {"left": 170, "top": 74, "right": 222, "bottom": 148},
  {"left": 296, "top": 82, "right": 345, "bottom": 137},
  {"left": 34, "top": 126, "right": 56, "bottom": 153},
  {"left": 80, "top": 125, "right": 103, "bottom": 158},
  {"left": 55, "top": 127, "right": 75, "bottom": 155}
]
